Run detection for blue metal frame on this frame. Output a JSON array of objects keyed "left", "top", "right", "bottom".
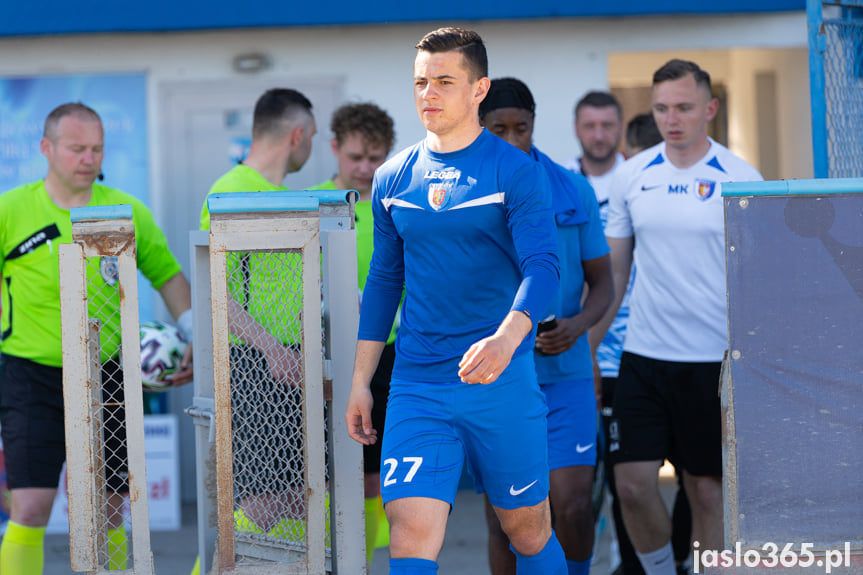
[
  {"left": 808, "top": 0, "right": 830, "bottom": 178},
  {"left": 207, "top": 192, "right": 319, "bottom": 214},
  {"left": 296, "top": 189, "right": 358, "bottom": 205},
  {"left": 722, "top": 177, "right": 863, "bottom": 196},
  {"left": 70, "top": 204, "right": 134, "bottom": 222}
]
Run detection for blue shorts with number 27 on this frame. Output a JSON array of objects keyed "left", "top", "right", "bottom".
[{"left": 381, "top": 353, "right": 549, "bottom": 511}]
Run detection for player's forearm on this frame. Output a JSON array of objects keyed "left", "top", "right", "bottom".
[
  {"left": 589, "top": 237, "right": 632, "bottom": 350},
  {"left": 352, "top": 339, "right": 387, "bottom": 391},
  {"left": 227, "top": 298, "right": 281, "bottom": 351},
  {"left": 493, "top": 310, "right": 533, "bottom": 356},
  {"left": 158, "top": 273, "right": 194, "bottom": 340},
  {"left": 157, "top": 272, "right": 192, "bottom": 319},
  {"left": 578, "top": 254, "right": 614, "bottom": 335}
]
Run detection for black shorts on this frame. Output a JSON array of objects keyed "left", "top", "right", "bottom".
[
  {"left": 608, "top": 352, "right": 722, "bottom": 477},
  {"left": 600, "top": 375, "right": 618, "bottom": 456},
  {"left": 230, "top": 346, "right": 308, "bottom": 497},
  {"left": 0, "top": 354, "right": 128, "bottom": 492},
  {"left": 363, "top": 342, "right": 394, "bottom": 475}
]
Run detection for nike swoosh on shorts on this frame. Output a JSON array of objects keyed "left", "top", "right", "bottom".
[{"left": 509, "top": 479, "right": 538, "bottom": 496}]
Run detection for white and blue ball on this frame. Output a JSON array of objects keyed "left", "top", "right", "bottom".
[{"left": 139, "top": 320, "right": 188, "bottom": 392}]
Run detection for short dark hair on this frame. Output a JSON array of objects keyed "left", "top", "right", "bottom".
[
  {"left": 415, "top": 27, "right": 488, "bottom": 81},
  {"left": 253, "top": 88, "right": 314, "bottom": 139},
  {"left": 574, "top": 91, "right": 622, "bottom": 121},
  {"left": 626, "top": 113, "right": 663, "bottom": 151},
  {"left": 43, "top": 102, "right": 101, "bottom": 140},
  {"left": 331, "top": 102, "right": 395, "bottom": 152},
  {"left": 479, "top": 77, "right": 536, "bottom": 120},
  {"left": 653, "top": 59, "right": 712, "bottom": 94}
]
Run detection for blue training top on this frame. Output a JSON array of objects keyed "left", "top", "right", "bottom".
[
  {"left": 358, "top": 129, "right": 560, "bottom": 383},
  {"left": 530, "top": 146, "right": 610, "bottom": 383}
]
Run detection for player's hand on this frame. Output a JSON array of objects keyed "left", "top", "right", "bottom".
[
  {"left": 458, "top": 334, "right": 515, "bottom": 385},
  {"left": 535, "top": 316, "right": 586, "bottom": 356},
  {"left": 345, "top": 385, "right": 377, "bottom": 445},
  {"left": 165, "top": 344, "right": 194, "bottom": 386},
  {"left": 263, "top": 344, "right": 302, "bottom": 387}
]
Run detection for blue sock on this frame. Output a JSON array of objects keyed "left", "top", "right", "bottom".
[
  {"left": 567, "top": 557, "right": 592, "bottom": 575},
  {"left": 389, "top": 557, "right": 439, "bottom": 574},
  {"left": 512, "top": 530, "right": 567, "bottom": 575}
]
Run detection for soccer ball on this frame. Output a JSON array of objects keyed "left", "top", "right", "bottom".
[{"left": 139, "top": 320, "right": 188, "bottom": 392}]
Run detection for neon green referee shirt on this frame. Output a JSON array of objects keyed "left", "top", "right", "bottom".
[
  {"left": 0, "top": 181, "right": 181, "bottom": 367},
  {"left": 200, "top": 164, "right": 301, "bottom": 346}
]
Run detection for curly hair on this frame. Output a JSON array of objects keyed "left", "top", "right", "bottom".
[{"left": 330, "top": 102, "right": 395, "bottom": 151}]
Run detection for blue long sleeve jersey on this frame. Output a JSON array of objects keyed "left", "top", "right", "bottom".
[
  {"left": 531, "top": 146, "right": 610, "bottom": 383},
  {"left": 358, "top": 129, "right": 560, "bottom": 383}
]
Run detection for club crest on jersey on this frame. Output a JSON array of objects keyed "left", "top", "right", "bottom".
[
  {"left": 100, "top": 256, "right": 119, "bottom": 286},
  {"left": 696, "top": 179, "right": 716, "bottom": 201},
  {"left": 428, "top": 181, "right": 454, "bottom": 210}
]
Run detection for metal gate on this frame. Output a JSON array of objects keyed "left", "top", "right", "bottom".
[
  {"left": 187, "top": 190, "right": 365, "bottom": 574},
  {"left": 711, "top": 179, "right": 863, "bottom": 574}
]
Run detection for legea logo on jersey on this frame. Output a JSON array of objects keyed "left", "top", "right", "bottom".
[
  {"left": 696, "top": 179, "right": 716, "bottom": 201},
  {"left": 424, "top": 169, "right": 461, "bottom": 180}
]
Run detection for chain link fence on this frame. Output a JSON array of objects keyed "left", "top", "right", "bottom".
[
  {"left": 86, "top": 255, "right": 133, "bottom": 570},
  {"left": 809, "top": 1, "right": 863, "bottom": 178},
  {"left": 225, "top": 249, "right": 330, "bottom": 563},
  {"left": 823, "top": 16, "right": 863, "bottom": 177}
]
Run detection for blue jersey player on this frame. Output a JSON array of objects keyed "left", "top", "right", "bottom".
[
  {"left": 345, "top": 27, "right": 567, "bottom": 575},
  {"left": 479, "top": 78, "right": 614, "bottom": 575}
]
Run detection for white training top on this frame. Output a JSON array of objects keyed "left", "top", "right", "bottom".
[
  {"left": 606, "top": 139, "right": 762, "bottom": 362},
  {"left": 564, "top": 153, "right": 624, "bottom": 210}
]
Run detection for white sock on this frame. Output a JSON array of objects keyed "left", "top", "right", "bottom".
[{"left": 636, "top": 541, "right": 676, "bottom": 575}]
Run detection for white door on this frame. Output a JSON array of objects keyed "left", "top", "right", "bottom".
[{"left": 157, "top": 76, "right": 344, "bottom": 502}]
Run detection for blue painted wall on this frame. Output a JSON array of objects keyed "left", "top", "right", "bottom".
[{"left": 3, "top": 0, "right": 806, "bottom": 37}]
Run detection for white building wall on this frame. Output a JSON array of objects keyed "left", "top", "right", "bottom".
[
  {"left": 609, "top": 46, "right": 812, "bottom": 180},
  {"left": 728, "top": 47, "right": 814, "bottom": 180},
  {"left": 0, "top": 12, "right": 807, "bottom": 191}
]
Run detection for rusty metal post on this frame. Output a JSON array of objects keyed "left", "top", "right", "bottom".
[{"left": 60, "top": 205, "right": 154, "bottom": 574}]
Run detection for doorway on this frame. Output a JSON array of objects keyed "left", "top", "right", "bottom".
[{"left": 157, "top": 76, "right": 344, "bottom": 501}]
